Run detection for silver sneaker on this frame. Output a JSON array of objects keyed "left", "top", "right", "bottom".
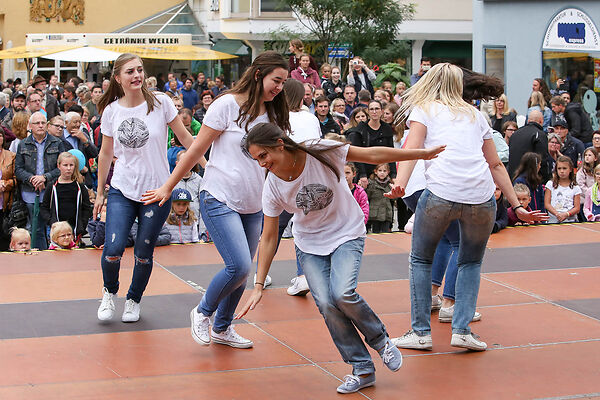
[
  {"left": 190, "top": 307, "right": 211, "bottom": 345},
  {"left": 438, "top": 305, "right": 482, "bottom": 323},
  {"left": 287, "top": 275, "right": 310, "bottom": 296},
  {"left": 336, "top": 374, "right": 376, "bottom": 394},
  {"left": 391, "top": 330, "right": 433, "bottom": 350},
  {"left": 121, "top": 299, "right": 140, "bottom": 322},
  {"left": 97, "top": 287, "right": 115, "bottom": 321},
  {"left": 451, "top": 332, "right": 487, "bottom": 351},
  {"left": 431, "top": 294, "right": 442, "bottom": 311},
  {"left": 211, "top": 325, "right": 253, "bottom": 348}
]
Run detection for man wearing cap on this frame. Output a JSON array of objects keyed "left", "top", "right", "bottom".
[
  {"left": 1, "top": 91, "right": 26, "bottom": 130},
  {"left": 552, "top": 116, "right": 584, "bottom": 167},
  {"left": 508, "top": 109, "right": 551, "bottom": 182},
  {"left": 31, "top": 75, "right": 59, "bottom": 120},
  {"left": 14, "top": 112, "right": 66, "bottom": 250},
  {"left": 550, "top": 95, "right": 593, "bottom": 146}
]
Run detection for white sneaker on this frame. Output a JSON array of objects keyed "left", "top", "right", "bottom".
[
  {"left": 97, "top": 287, "right": 115, "bottom": 321},
  {"left": 211, "top": 326, "right": 253, "bottom": 348},
  {"left": 438, "top": 305, "right": 482, "bottom": 323},
  {"left": 431, "top": 294, "right": 442, "bottom": 311},
  {"left": 253, "top": 274, "right": 272, "bottom": 288},
  {"left": 451, "top": 332, "right": 487, "bottom": 351},
  {"left": 190, "top": 307, "right": 211, "bottom": 345},
  {"left": 287, "top": 275, "right": 310, "bottom": 296},
  {"left": 121, "top": 299, "right": 141, "bottom": 322},
  {"left": 391, "top": 330, "right": 433, "bottom": 350}
]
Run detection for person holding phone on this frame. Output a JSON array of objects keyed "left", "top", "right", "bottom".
[
  {"left": 410, "top": 57, "right": 432, "bottom": 86},
  {"left": 347, "top": 56, "right": 377, "bottom": 97}
]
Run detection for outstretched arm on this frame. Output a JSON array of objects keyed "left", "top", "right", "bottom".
[
  {"left": 346, "top": 143, "right": 444, "bottom": 165},
  {"left": 235, "top": 215, "right": 279, "bottom": 319}
]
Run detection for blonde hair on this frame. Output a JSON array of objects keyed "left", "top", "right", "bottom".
[
  {"left": 528, "top": 91, "right": 546, "bottom": 109},
  {"left": 50, "top": 221, "right": 73, "bottom": 244},
  {"left": 492, "top": 94, "right": 512, "bottom": 116},
  {"left": 323, "top": 132, "right": 347, "bottom": 143},
  {"left": 399, "top": 63, "right": 476, "bottom": 122},
  {"left": 9, "top": 227, "right": 31, "bottom": 249},
  {"left": 166, "top": 202, "right": 197, "bottom": 226},
  {"left": 513, "top": 183, "right": 530, "bottom": 196},
  {"left": 12, "top": 111, "right": 31, "bottom": 140},
  {"left": 57, "top": 152, "right": 83, "bottom": 183}
]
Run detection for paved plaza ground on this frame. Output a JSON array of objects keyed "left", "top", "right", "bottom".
[{"left": 1, "top": 222, "right": 599, "bottom": 399}]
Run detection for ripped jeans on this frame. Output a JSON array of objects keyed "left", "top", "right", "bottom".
[{"left": 101, "top": 187, "right": 172, "bottom": 303}]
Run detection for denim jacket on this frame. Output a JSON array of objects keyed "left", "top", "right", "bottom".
[{"left": 14, "top": 133, "right": 65, "bottom": 191}]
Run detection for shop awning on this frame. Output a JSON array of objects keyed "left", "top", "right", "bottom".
[
  {"left": 422, "top": 41, "right": 472, "bottom": 60},
  {"left": 96, "top": 44, "right": 236, "bottom": 60},
  {"left": 211, "top": 39, "right": 249, "bottom": 56},
  {"left": 42, "top": 46, "right": 122, "bottom": 62},
  {"left": 0, "top": 44, "right": 82, "bottom": 59}
]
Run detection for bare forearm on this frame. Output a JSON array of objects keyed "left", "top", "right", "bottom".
[
  {"left": 348, "top": 146, "right": 429, "bottom": 165},
  {"left": 255, "top": 230, "right": 278, "bottom": 286}
]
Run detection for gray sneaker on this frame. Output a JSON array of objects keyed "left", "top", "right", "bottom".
[
  {"left": 190, "top": 307, "right": 211, "bottom": 345},
  {"left": 121, "top": 299, "right": 140, "bottom": 322},
  {"left": 451, "top": 332, "right": 487, "bottom": 351},
  {"left": 438, "top": 305, "right": 482, "bottom": 323},
  {"left": 336, "top": 374, "right": 376, "bottom": 394},
  {"left": 431, "top": 294, "right": 442, "bottom": 311},
  {"left": 379, "top": 338, "right": 403, "bottom": 371},
  {"left": 211, "top": 326, "right": 253, "bottom": 348},
  {"left": 391, "top": 330, "right": 433, "bottom": 350}
]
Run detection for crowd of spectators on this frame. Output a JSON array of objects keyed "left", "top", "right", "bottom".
[{"left": 1, "top": 42, "right": 599, "bottom": 252}]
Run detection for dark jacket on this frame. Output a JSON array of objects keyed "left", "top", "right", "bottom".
[
  {"left": 322, "top": 79, "right": 346, "bottom": 101},
  {"left": 45, "top": 94, "right": 60, "bottom": 120},
  {"left": 87, "top": 219, "right": 171, "bottom": 248},
  {"left": 490, "top": 111, "right": 517, "bottom": 133},
  {"left": 349, "top": 121, "right": 397, "bottom": 179},
  {"left": 564, "top": 103, "right": 594, "bottom": 144},
  {"left": 366, "top": 178, "right": 393, "bottom": 222},
  {"left": 508, "top": 122, "right": 551, "bottom": 182},
  {"left": 40, "top": 181, "right": 92, "bottom": 236},
  {"left": 14, "top": 134, "right": 65, "bottom": 191},
  {"left": 317, "top": 112, "right": 341, "bottom": 137},
  {"left": 514, "top": 175, "right": 546, "bottom": 212},
  {"left": 561, "top": 133, "right": 585, "bottom": 167},
  {"left": 350, "top": 68, "right": 375, "bottom": 96},
  {"left": 492, "top": 195, "right": 508, "bottom": 233}
]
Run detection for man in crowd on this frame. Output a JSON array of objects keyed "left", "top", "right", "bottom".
[
  {"left": 84, "top": 85, "right": 103, "bottom": 125},
  {"left": 26, "top": 92, "right": 43, "bottom": 115},
  {"left": 347, "top": 56, "right": 376, "bottom": 97},
  {"left": 410, "top": 57, "right": 432, "bottom": 86},
  {"left": 31, "top": 75, "right": 59, "bottom": 119},
  {"left": 552, "top": 116, "right": 584, "bottom": 167},
  {"left": 48, "top": 75, "right": 60, "bottom": 91},
  {"left": 0, "top": 93, "right": 9, "bottom": 123},
  {"left": 163, "top": 73, "right": 183, "bottom": 92},
  {"left": 102, "top": 79, "right": 110, "bottom": 93},
  {"left": 315, "top": 96, "right": 340, "bottom": 137},
  {"left": 211, "top": 76, "right": 228, "bottom": 97},
  {"left": 193, "top": 71, "right": 209, "bottom": 93},
  {"left": 14, "top": 112, "right": 66, "bottom": 250},
  {"left": 550, "top": 95, "right": 594, "bottom": 145},
  {"left": 357, "top": 89, "right": 371, "bottom": 108},
  {"left": 508, "top": 110, "right": 551, "bottom": 181},
  {"left": 343, "top": 85, "right": 358, "bottom": 119},
  {"left": 181, "top": 78, "right": 199, "bottom": 110},
  {"left": 1, "top": 91, "right": 26, "bottom": 129},
  {"left": 303, "top": 83, "right": 315, "bottom": 114}
]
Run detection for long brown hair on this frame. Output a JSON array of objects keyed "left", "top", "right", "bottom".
[
  {"left": 513, "top": 152, "right": 542, "bottom": 187},
  {"left": 552, "top": 155, "right": 576, "bottom": 189},
  {"left": 97, "top": 53, "right": 159, "bottom": 115},
  {"left": 244, "top": 122, "right": 343, "bottom": 181},
  {"left": 284, "top": 78, "right": 305, "bottom": 112},
  {"left": 227, "top": 51, "right": 290, "bottom": 133},
  {"left": 11, "top": 112, "right": 30, "bottom": 140}
]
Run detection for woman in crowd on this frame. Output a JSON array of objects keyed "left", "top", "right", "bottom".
[
  {"left": 489, "top": 94, "right": 517, "bottom": 132},
  {"left": 323, "top": 66, "right": 346, "bottom": 101},
  {"left": 501, "top": 120, "right": 518, "bottom": 145},
  {"left": 93, "top": 53, "right": 194, "bottom": 323},
  {"left": 527, "top": 91, "right": 552, "bottom": 132},
  {"left": 142, "top": 51, "right": 291, "bottom": 350},
  {"left": 0, "top": 128, "right": 16, "bottom": 251},
  {"left": 391, "top": 63, "right": 547, "bottom": 352},
  {"left": 8, "top": 112, "right": 29, "bottom": 153},
  {"left": 546, "top": 132, "right": 563, "bottom": 175}
]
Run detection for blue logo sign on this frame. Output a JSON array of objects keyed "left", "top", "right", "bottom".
[{"left": 558, "top": 23, "right": 585, "bottom": 44}]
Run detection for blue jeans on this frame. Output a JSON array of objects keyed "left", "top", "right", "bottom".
[
  {"left": 197, "top": 191, "right": 263, "bottom": 332},
  {"left": 296, "top": 237, "right": 388, "bottom": 376},
  {"left": 404, "top": 190, "right": 460, "bottom": 300},
  {"left": 410, "top": 190, "right": 495, "bottom": 335},
  {"left": 26, "top": 202, "right": 48, "bottom": 250},
  {"left": 101, "top": 187, "right": 171, "bottom": 303}
]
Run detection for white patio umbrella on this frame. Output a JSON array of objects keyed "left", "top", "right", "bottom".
[{"left": 42, "top": 46, "right": 122, "bottom": 62}]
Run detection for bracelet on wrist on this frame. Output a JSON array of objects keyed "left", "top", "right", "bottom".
[
  {"left": 511, "top": 204, "right": 524, "bottom": 212},
  {"left": 254, "top": 282, "right": 264, "bottom": 287}
]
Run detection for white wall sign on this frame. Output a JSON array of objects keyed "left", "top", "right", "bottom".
[{"left": 543, "top": 8, "right": 600, "bottom": 51}]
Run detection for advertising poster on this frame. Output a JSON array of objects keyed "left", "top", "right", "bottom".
[{"left": 595, "top": 59, "right": 600, "bottom": 93}]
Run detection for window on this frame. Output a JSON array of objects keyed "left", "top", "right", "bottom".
[
  {"left": 231, "top": 0, "right": 250, "bottom": 14},
  {"left": 484, "top": 47, "right": 505, "bottom": 84}
]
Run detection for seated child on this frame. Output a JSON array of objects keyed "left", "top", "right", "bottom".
[
  {"left": 508, "top": 183, "right": 532, "bottom": 226},
  {"left": 49, "top": 221, "right": 78, "bottom": 250},
  {"left": 9, "top": 228, "right": 31, "bottom": 252},
  {"left": 173, "top": 150, "right": 208, "bottom": 241},
  {"left": 164, "top": 188, "right": 199, "bottom": 244},
  {"left": 583, "top": 164, "right": 600, "bottom": 222},
  {"left": 366, "top": 163, "right": 393, "bottom": 233},
  {"left": 492, "top": 184, "right": 508, "bottom": 233}
]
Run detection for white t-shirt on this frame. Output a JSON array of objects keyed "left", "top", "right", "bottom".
[
  {"left": 407, "top": 103, "right": 495, "bottom": 204},
  {"left": 101, "top": 93, "right": 177, "bottom": 201},
  {"left": 262, "top": 140, "right": 366, "bottom": 255},
  {"left": 545, "top": 181, "right": 582, "bottom": 223},
  {"left": 289, "top": 110, "right": 321, "bottom": 143},
  {"left": 399, "top": 135, "right": 426, "bottom": 199},
  {"left": 201, "top": 94, "right": 269, "bottom": 214}
]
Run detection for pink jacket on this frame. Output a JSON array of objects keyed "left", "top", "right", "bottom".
[
  {"left": 351, "top": 184, "right": 369, "bottom": 224},
  {"left": 291, "top": 67, "right": 321, "bottom": 88},
  {"left": 583, "top": 187, "right": 600, "bottom": 221}
]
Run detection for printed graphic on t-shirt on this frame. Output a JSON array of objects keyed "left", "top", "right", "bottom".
[
  {"left": 117, "top": 117, "right": 150, "bottom": 148},
  {"left": 240, "top": 132, "right": 250, "bottom": 157},
  {"left": 296, "top": 183, "right": 334, "bottom": 215}
]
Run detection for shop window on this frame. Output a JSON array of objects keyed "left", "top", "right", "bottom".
[
  {"left": 484, "top": 47, "right": 505, "bottom": 84},
  {"left": 542, "top": 51, "right": 599, "bottom": 106}
]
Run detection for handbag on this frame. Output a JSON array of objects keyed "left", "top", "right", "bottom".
[{"left": 2, "top": 188, "right": 29, "bottom": 237}]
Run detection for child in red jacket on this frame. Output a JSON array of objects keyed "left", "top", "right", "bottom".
[{"left": 345, "top": 162, "right": 369, "bottom": 224}]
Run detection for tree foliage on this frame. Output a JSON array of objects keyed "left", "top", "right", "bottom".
[{"left": 273, "top": 0, "right": 415, "bottom": 64}]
